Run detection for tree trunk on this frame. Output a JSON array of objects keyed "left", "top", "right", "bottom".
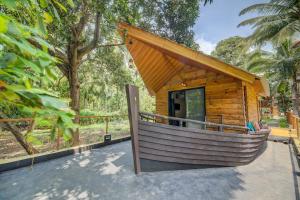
[
  {"left": 69, "top": 64, "right": 81, "bottom": 146},
  {"left": 292, "top": 74, "right": 300, "bottom": 116},
  {"left": 0, "top": 112, "right": 39, "bottom": 155}
]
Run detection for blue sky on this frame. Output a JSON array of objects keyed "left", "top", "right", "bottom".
[{"left": 193, "top": 0, "right": 267, "bottom": 54}]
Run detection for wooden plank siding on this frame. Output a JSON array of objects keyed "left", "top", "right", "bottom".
[
  {"left": 119, "top": 23, "right": 268, "bottom": 130},
  {"left": 244, "top": 82, "right": 259, "bottom": 123},
  {"left": 155, "top": 67, "right": 246, "bottom": 127}
]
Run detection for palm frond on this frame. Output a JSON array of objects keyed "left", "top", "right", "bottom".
[
  {"left": 239, "top": 0, "right": 298, "bottom": 46},
  {"left": 237, "top": 16, "right": 268, "bottom": 27},
  {"left": 201, "top": 0, "right": 213, "bottom": 6},
  {"left": 239, "top": 3, "right": 287, "bottom": 16}
]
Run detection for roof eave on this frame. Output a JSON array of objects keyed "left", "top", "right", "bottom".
[{"left": 118, "top": 23, "right": 257, "bottom": 84}]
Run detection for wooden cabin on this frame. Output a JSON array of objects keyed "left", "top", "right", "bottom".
[{"left": 119, "top": 23, "right": 270, "bottom": 130}]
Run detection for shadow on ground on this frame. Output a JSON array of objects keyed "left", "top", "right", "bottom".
[{"left": 0, "top": 142, "right": 246, "bottom": 200}]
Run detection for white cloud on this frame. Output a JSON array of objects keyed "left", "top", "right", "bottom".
[{"left": 195, "top": 36, "right": 216, "bottom": 55}]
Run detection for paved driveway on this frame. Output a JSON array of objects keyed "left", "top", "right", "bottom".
[{"left": 0, "top": 141, "right": 299, "bottom": 200}]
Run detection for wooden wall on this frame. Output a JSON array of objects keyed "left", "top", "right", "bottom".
[
  {"left": 155, "top": 66, "right": 246, "bottom": 127},
  {"left": 244, "top": 82, "right": 259, "bottom": 123}
]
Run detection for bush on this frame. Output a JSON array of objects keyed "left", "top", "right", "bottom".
[
  {"left": 79, "top": 109, "right": 127, "bottom": 126},
  {"left": 35, "top": 118, "right": 53, "bottom": 129},
  {"left": 279, "top": 118, "right": 288, "bottom": 128}
]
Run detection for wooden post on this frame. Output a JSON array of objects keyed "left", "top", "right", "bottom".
[
  {"left": 56, "top": 128, "right": 61, "bottom": 150},
  {"left": 295, "top": 117, "right": 299, "bottom": 138},
  {"left": 105, "top": 117, "right": 109, "bottom": 134},
  {"left": 125, "top": 84, "right": 141, "bottom": 174}
]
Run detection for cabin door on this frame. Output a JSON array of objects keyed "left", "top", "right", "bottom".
[{"left": 168, "top": 87, "right": 205, "bottom": 128}]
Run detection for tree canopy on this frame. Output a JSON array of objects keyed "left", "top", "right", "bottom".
[
  {"left": 0, "top": 0, "right": 75, "bottom": 153},
  {"left": 211, "top": 36, "right": 248, "bottom": 68},
  {"left": 238, "top": 0, "right": 300, "bottom": 45},
  {"left": 0, "top": 0, "right": 204, "bottom": 148}
]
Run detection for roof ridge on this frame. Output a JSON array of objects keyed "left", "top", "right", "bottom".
[{"left": 118, "top": 22, "right": 260, "bottom": 80}]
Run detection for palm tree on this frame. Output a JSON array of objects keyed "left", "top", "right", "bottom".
[
  {"left": 246, "top": 40, "right": 300, "bottom": 114},
  {"left": 202, "top": 0, "right": 213, "bottom": 5},
  {"left": 238, "top": 0, "right": 300, "bottom": 45}
]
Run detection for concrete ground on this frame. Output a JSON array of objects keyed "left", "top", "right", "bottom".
[{"left": 0, "top": 141, "right": 299, "bottom": 200}]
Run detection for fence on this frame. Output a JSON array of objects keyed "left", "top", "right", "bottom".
[
  {"left": 0, "top": 115, "right": 127, "bottom": 131},
  {"left": 0, "top": 115, "right": 130, "bottom": 159},
  {"left": 287, "top": 111, "right": 300, "bottom": 138}
]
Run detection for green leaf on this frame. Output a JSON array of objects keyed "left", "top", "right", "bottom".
[
  {"left": 43, "top": 12, "right": 53, "bottom": 24},
  {"left": 50, "top": 126, "right": 57, "bottom": 141},
  {"left": 0, "top": 53, "right": 18, "bottom": 68},
  {"left": 50, "top": 4, "right": 60, "bottom": 22},
  {"left": 23, "top": 78, "right": 31, "bottom": 89},
  {"left": 0, "top": 90, "right": 20, "bottom": 101},
  {"left": 67, "top": 0, "right": 74, "bottom": 8},
  {"left": 52, "top": 0, "right": 67, "bottom": 12},
  {"left": 45, "top": 67, "right": 56, "bottom": 80},
  {"left": 19, "top": 56, "right": 42, "bottom": 73},
  {"left": 0, "top": 0, "right": 17, "bottom": 9},
  {"left": 39, "top": 95, "right": 68, "bottom": 109},
  {"left": 38, "top": 57, "right": 52, "bottom": 68},
  {"left": 7, "top": 21, "right": 22, "bottom": 37},
  {"left": 62, "top": 128, "right": 72, "bottom": 141},
  {"left": 39, "top": 0, "right": 47, "bottom": 8},
  {"left": 26, "top": 134, "right": 42, "bottom": 145},
  {"left": 32, "top": 36, "right": 54, "bottom": 50},
  {"left": 0, "top": 16, "right": 8, "bottom": 33},
  {"left": 36, "top": 17, "right": 47, "bottom": 35},
  {"left": 25, "top": 88, "right": 59, "bottom": 97}
]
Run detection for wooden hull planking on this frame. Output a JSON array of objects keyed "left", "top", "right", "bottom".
[
  {"left": 138, "top": 120, "right": 268, "bottom": 168},
  {"left": 126, "top": 85, "right": 269, "bottom": 174}
]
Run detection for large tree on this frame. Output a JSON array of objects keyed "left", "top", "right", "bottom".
[
  {"left": 238, "top": 0, "right": 300, "bottom": 115},
  {"left": 0, "top": 1, "right": 74, "bottom": 154},
  {"left": 45, "top": 0, "right": 205, "bottom": 145},
  {"left": 211, "top": 36, "right": 248, "bottom": 68},
  {"left": 238, "top": 0, "right": 300, "bottom": 45},
  {"left": 246, "top": 40, "right": 300, "bottom": 114},
  {"left": 137, "top": 0, "right": 201, "bottom": 49}
]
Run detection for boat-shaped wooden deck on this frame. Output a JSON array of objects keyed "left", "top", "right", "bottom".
[{"left": 126, "top": 85, "right": 270, "bottom": 174}]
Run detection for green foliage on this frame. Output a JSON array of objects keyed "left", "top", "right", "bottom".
[
  {"left": 79, "top": 109, "right": 127, "bottom": 126},
  {"left": 0, "top": 0, "right": 75, "bottom": 142},
  {"left": 0, "top": 0, "right": 206, "bottom": 150},
  {"left": 137, "top": 0, "right": 201, "bottom": 49},
  {"left": 238, "top": 0, "right": 300, "bottom": 45},
  {"left": 35, "top": 118, "right": 52, "bottom": 129},
  {"left": 246, "top": 40, "right": 300, "bottom": 113},
  {"left": 279, "top": 118, "right": 288, "bottom": 128},
  {"left": 211, "top": 36, "right": 248, "bottom": 68},
  {"left": 246, "top": 40, "right": 300, "bottom": 83}
]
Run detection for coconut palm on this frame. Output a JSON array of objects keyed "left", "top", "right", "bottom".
[
  {"left": 246, "top": 40, "right": 300, "bottom": 114},
  {"left": 202, "top": 0, "right": 213, "bottom": 5},
  {"left": 238, "top": 0, "right": 300, "bottom": 45}
]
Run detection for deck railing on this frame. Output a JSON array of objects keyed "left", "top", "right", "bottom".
[
  {"left": 139, "top": 112, "right": 249, "bottom": 132},
  {"left": 0, "top": 115, "right": 128, "bottom": 154}
]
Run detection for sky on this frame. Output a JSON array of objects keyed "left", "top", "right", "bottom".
[{"left": 193, "top": 0, "right": 267, "bottom": 54}]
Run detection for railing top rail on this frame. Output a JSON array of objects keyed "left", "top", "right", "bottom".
[
  {"left": 139, "top": 112, "right": 248, "bottom": 130},
  {"left": 0, "top": 114, "right": 128, "bottom": 123}
]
